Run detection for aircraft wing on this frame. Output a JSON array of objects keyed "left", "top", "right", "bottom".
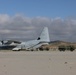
[{"left": 7, "top": 40, "right": 21, "bottom": 44}]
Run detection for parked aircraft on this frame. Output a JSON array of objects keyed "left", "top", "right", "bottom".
[
  {"left": 12, "top": 27, "right": 50, "bottom": 51},
  {"left": 0, "top": 27, "right": 50, "bottom": 51}
]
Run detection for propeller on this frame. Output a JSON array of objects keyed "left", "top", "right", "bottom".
[{"left": 1, "top": 40, "right": 4, "bottom": 45}]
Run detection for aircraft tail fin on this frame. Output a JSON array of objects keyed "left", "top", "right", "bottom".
[{"left": 37, "top": 27, "right": 50, "bottom": 42}]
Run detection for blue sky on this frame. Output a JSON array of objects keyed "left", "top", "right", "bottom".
[
  {"left": 0, "top": 0, "right": 76, "bottom": 18},
  {"left": 0, "top": 0, "right": 76, "bottom": 42}
]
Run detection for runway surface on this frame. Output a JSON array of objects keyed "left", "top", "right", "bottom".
[{"left": 0, "top": 51, "right": 76, "bottom": 75}]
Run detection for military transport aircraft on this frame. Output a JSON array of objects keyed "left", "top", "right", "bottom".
[{"left": 0, "top": 27, "right": 50, "bottom": 51}]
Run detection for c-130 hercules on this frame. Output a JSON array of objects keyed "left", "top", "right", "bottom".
[{"left": 0, "top": 27, "right": 50, "bottom": 51}]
